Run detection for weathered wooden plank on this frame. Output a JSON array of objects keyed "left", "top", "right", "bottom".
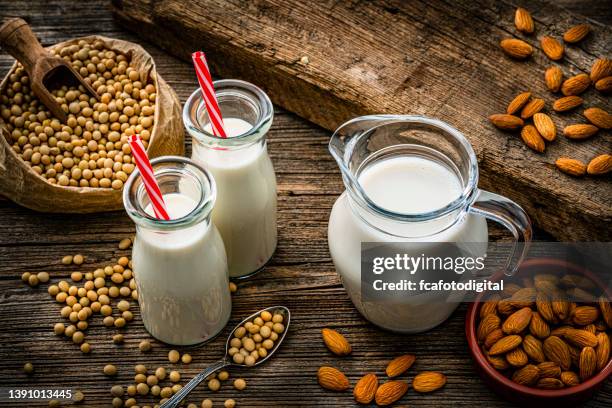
[{"left": 111, "top": 0, "right": 612, "bottom": 241}]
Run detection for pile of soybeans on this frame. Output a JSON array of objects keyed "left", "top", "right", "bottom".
[{"left": 0, "top": 38, "right": 156, "bottom": 189}]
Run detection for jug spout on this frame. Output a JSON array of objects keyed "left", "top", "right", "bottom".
[{"left": 329, "top": 115, "right": 412, "bottom": 190}]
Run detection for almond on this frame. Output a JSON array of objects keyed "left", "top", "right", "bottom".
[
  {"left": 532, "top": 113, "right": 556, "bottom": 141},
  {"left": 563, "top": 24, "right": 590, "bottom": 43},
  {"left": 484, "top": 329, "right": 505, "bottom": 349},
  {"left": 321, "top": 328, "right": 352, "bottom": 356},
  {"left": 563, "top": 124, "right": 598, "bottom": 140},
  {"left": 385, "top": 354, "right": 416, "bottom": 378},
  {"left": 551, "top": 325, "right": 574, "bottom": 337},
  {"left": 569, "top": 344, "right": 581, "bottom": 368},
  {"left": 572, "top": 306, "right": 599, "bottom": 325},
  {"left": 590, "top": 58, "right": 612, "bottom": 83},
  {"left": 412, "top": 372, "right": 446, "bottom": 393},
  {"left": 489, "top": 114, "right": 524, "bottom": 130},
  {"left": 541, "top": 36, "right": 564, "bottom": 61},
  {"left": 579, "top": 346, "right": 596, "bottom": 381},
  {"left": 514, "top": 8, "right": 534, "bottom": 34},
  {"left": 512, "top": 364, "right": 540, "bottom": 386},
  {"left": 317, "top": 366, "right": 349, "bottom": 391},
  {"left": 507, "top": 92, "right": 532, "bottom": 115},
  {"left": 478, "top": 313, "right": 501, "bottom": 342},
  {"left": 500, "top": 39, "right": 533, "bottom": 59},
  {"left": 353, "top": 373, "right": 378, "bottom": 404},
  {"left": 497, "top": 299, "right": 515, "bottom": 316},
  {"left": 480, "top": 294, "right": 501, "bottom": 318},
  {"left": 596, "top": 332, "right": 610, "bottom": 371},
  {"left": 510, "top": 287, "right": 536, "bottom": 308},
  {"left": 584, "top": 324, "right": 597, "bottom": 334},
  {"left": 587, "top": 154, "right": 612, "bottom": 175},
  {"left": 520, "top": 98, "right": 545, "bottom": 119},
  {"left": 537, "top": 377, "right": 564, "bottom": 389},
  {"left": 535, "top": 279, "right": 558, "bottom": 296},
  {"left": 503, "top": 307, "right": 532, "bottom": 334},
  {"left": 529, "top": 312, "right": 551, "bottom": 339},
  {"left": 545, "top": 66, "right": 563, "bottom": 92},
  {"left": 561, "top": 73, "right": 590, "bottom": 96},
  {"left": 552, "top": 96, "right": 583, "bottom": 112},
  {"left": 555, "top": 158, "right": 587, "bottom": 177},
  {"left": 485, "top": 350, "right": 510, "bottom": 370},
  {"left": 490, "top": 335, "right": 522, "bottom": 356},
  {"left": 523, "top": 334, "right": 546, "bottom": 363},
  {"left": 506, "top": 347, "right": 529, "bottom": 367},
  {"left": 571, "top": 288, "right": 598, "bottom": 303},
  {"left": 561, "top": 371, "right": 580, "bottom": 386},
  {"left": 598, "top": 296, "right": 612, "bottom": 327},
  {"left": 543, "top": 336, "right": 571, "bottom": 370},
  {"left": 552, "top": 298, "right": 571, "bottom": 321},
  {"left": 536, "top": 293, "right": 556, "bottom": 323},
  {"left": 537, "top": 361, "right": 561, "bottom": 379},
  {"left": 584, "top": 107, "right": 612, "bottom": 129},
  {"left": 521, "top": 125, "right": 545, "bottom": 153},
  {"left": 595, "top": 76, "right": 612, "bottom": 93},
  {"left": 563, "top": 328, "right": 599, "bottom": 348},
  {"left": 374, "top": 381, "right": 408, "bottom": 406}
]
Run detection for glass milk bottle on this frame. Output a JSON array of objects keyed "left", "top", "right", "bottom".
[
  {"left": 123, "top": 156, "right": 231, "bottom": 345},
  {"left": 184, "top": 80, "right": 277, "bottom": 279},
  {"left": 328, "top": 115, "right": 532, "bottom": 333}
]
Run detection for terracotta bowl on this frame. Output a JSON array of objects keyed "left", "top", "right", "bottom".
[{"left": 465, "top": 258, "right": 612, "bottom": 407}]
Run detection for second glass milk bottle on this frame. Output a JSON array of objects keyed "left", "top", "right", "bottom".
[{"left": 184, "top": 79, "right": 277, "bottom": 279}]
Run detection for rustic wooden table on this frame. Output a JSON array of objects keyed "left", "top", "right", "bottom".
[{"left": 0, "top": 1, "right": 610, "bottom": 407}]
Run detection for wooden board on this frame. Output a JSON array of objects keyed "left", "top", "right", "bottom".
[
  {"left": 111, "top": 0, "right": 612, "bottom": 241},
  {"left": 0, "top": 1, "right": 610, "bottom": 407}
]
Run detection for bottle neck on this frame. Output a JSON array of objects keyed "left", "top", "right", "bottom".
[{"left": 123, "top": 157, "right": 216, "bottom": 232}]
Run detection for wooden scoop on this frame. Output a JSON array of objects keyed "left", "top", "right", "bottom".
[{"left": 0, "top": 18, "right": 98, "bottom": 122}]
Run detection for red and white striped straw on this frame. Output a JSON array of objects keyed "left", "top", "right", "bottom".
[
  {"left": 128, "top": 134, "right": 170, "bottom": 220},
  {"left": 192, "top": 51, "right": 227, "bottom": 138}
]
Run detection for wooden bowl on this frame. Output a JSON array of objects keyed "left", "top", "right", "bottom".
[
  {"left": 465, "top": 258, "right": 612, "bottom": 407},
  {"left": 0, "top": 35, "right": 184, "bottom": 213}
]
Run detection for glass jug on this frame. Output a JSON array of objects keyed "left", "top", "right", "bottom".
[{"left": 328, "top": 115, "right": 532, "bottom": 333}]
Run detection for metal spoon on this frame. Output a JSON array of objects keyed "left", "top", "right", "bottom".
[{"left": 161, "top": 306, "right": 290, "bottom": 408}]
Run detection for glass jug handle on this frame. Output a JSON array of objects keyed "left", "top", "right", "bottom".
[{"left": 469, "top": 189, "right": 533, "bottom": 276}]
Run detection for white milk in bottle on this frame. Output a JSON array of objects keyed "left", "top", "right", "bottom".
[
  {"left": 185, "top": 80, "right": 277, "bottom": 278},
  {"left": 124, "top": 157, "right": 231, "bottom": 345},
  {"left": 328, "top": 155, "right": 488, "bottom": 332}
]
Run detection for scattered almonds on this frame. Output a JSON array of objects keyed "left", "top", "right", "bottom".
[
  {"left": 544, "top": 66, "right": 563, "bottom": 92},
  {"left": 583, "top": 107, "right": 612, "bottom": 129},
  {"left": 514, "top": 8, "right": 534, "bottom": 34},
  {"left": 563, "top": 124, "right": 598, "bottom": 140},
  {"left": 561, "top": 74, "right": 590, "bottom": 96},
  {"left": 506, "top": 92, "right": 531, "bottom": 115},
  {"left": 500, "top": 39, "right": 533, "bottom": 59},
  {"left": 587, "top": 154, "right": 612, "bottom": 175},
  {"left": 563, "top": 24, "right": 590, "bottom": 44},
  {"left": 321, "top": 328, "right": 351, "bottom": 356},
  {"left": 541, "top": 36, "right": 564, "bottom": 61},
  {"left": 555, "top": 158, "right": 587, "bottom": 177},
  {"left": 590, "top": 58, "right": 612, "bottom": 83},
  {"left": 552, "top": 96, "right": 583, "bottom": 112}
]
